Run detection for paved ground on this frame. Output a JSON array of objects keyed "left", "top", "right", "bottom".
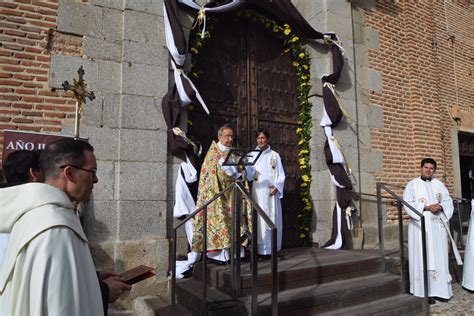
[{"left": 430, "top": 282, "right": 474, "bottom": 315}]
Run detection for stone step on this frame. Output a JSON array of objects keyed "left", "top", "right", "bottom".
[
  {"left": 238, "top": 273, "right": 402, "bottom": 315},
  {"left": 318, "top": 293, "right": 427, "bottom": 316},
  {"left": 176, "top": 278, "right": 246, "bottom": 316},
  {"left": 133, "top": 294, "right": 196, "bottom": 316},
  {"left": 176, "top": 272, "right": 403, "bottom": 315},
  {"left": 193, "top": 248, "right": 383, "bottom": 296}
]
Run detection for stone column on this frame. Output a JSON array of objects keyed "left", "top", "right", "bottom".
[{"left": 51, "top": 0, "right": 171, "bottom": 305}]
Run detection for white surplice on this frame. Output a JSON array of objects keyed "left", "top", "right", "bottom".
[
  {"left": 0, "top": 233, "right": 8, "bottom": 266},
  {"left": 0, "top": 183, "right": 103, "bottom": 316},
  {"left": 251, "top": 146, "right": 285, "bottom": 255},
  {"left": 403, "top": 177, "right": 455, "bottom": 299},
  {"left": 462, "top": 199, "right": 474, "bottom": 290}
]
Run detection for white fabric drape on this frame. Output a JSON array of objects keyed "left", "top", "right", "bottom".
[
  {"left": 163, "top": 3, "right": 209, "bottom": 113},
  {"left": 324, "top": 203, "right": 342, "bottom": 250},
  {"left": 173, "top": 156, "right": 201, "bottom": 279},
  {"left": 462, "top": 200, "right": 474, "bottom": 290}
]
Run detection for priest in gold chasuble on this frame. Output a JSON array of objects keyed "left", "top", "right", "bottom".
[{"left": 192, "top": 124, "right": 253, "bottom": 264}]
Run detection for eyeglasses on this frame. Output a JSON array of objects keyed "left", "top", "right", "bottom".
[{"left": 60, "top": 165, "right": 97, "bottom": 176}]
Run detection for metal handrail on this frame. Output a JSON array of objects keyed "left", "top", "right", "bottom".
[
  {"left": 376, "top": 182, "right": 429, "bottom": 311},
  {"left": 452, "top": 197, "right": 471, "bottom": 249},
  {"left": 170, "top": 180, "right": 278, "bottom": 315}
]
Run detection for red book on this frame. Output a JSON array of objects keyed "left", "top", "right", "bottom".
[{"left": 120, "top": 265, "right": 155, "bottom": 285}]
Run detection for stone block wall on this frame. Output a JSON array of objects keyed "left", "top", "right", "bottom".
[{"left": 1, "top": 0, "right": 171, "bottom": 308}]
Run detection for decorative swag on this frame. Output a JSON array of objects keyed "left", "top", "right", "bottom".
[{"left": 162, "top": 0, "right": 353, "bottom": 249}]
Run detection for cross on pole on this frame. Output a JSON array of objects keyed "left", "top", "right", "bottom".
[{"left": 62, "top": 66, "right": 95, "bottom": 138}]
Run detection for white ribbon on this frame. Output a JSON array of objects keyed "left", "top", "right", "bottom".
[
  {"left": 163, "top": 3, "right": 185, "bottom": 66},
  {"left": 324, "top": 32, "right": 346, "bottom": 56},
  {"left": 178, "top": 0, "right": 244, "bottom": 12},
  {"left": 171, "top": 61, "right": 210, "bottom": 114}
]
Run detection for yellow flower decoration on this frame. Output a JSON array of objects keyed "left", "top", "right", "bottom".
[
  {"left": 296, "top": 127, "right": 302, "bottom": 134},
  {"left": 190, "top": 47, "right": 198, "bottom": 54},
  {"left": 299, "top": 158, "right": 306, "bottom": 165},
  {"left": 299, "top": 52, "right": 305, "bottom": 59},
  {"left": 303, "top": 64, "right": 309, "bottom": 70},
  {"left": 283, "top": 23, "right": 290, "bottom": 29},
  {"left": 299, "top": 149, "right": 309, "bottom": 155},
  {"left": 300, "top": 233, "right": 306, "bottom": 238},
  {"left": 301, "top": 75, "right": 308, "bottom": 80},
  {"left": 298, "top": 139, "right": 304, "bottom": 145},
  {"left": 292, "top": 61, "right": 300, "bottom": 67},
  {"left": 284, "top": 29, "right": 291, "bottom": 36},
  {"left": 302, "top": 175, "right": 310, "bottom": 182},
  {"left": 290, "top": 36, "right": 299, "bottom": 42}
]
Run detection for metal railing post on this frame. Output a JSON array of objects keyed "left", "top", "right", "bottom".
[
  {"left": 171, "top": 230, "right": 177, "bottom": 315},
  {"left": 396, "top": 200, "right": 406, "bottom": 288},
  {"left": 376, "top": 182, "right": 386, "bottom": 272},
  {"left": 231, "top": 184, "right": 242, "bottom": 298},
  {"left": 420, "top": 217, "right": 429, "bottom": 307},
  {"left": 251, "top": 206, "right": 258, "bottom": 315},
  {"left": 202, "top": 206, "right": 208, "bottom": 316},
  {"left": 455, "top": 200, "right": 464, "bottom": 248},
  {"left": 271, "top": 227, "right": 278, "bottom": 316}
]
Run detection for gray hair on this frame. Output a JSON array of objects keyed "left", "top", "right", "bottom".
[{"left": 217, "top": 124, "right": 234, "bottom": 137}]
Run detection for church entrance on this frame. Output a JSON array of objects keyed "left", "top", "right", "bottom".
[{"left": 188, "top": 12, "right": 303, "bottom": 248}]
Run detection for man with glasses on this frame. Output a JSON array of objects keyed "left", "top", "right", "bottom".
[
  {"left": 0, "top": 139, "right": 127, "bottom": 315},
  {"left": 192, "top": 124, "right": 253, "bottom": 265}
]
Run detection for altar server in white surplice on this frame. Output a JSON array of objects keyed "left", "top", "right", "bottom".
[
  {"left": 251, "top": 128, "right": 285, "bottom": 256},
  {"left": 462, "top": 199, "right": 474, "bottom": 291},
  {"left": 403, "top": 158, "right": 461, "bottom": 303}
]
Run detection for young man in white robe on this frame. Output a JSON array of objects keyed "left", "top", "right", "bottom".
[
  {"left": 0, "top": 139, "right": 129, "bottom": 315},
  {"left": 251, "top": 128, "right": 285, "bottom": 258},
  {"left": 403, "top": 158, "right": 461, "bottom": 304}
]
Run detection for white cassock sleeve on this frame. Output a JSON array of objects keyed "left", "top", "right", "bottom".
[
  {"left": 273, "top": 154, "right": 285, "bottom": 199},
  {"left": 438, "top": 181, "right": 454, "bottom": 220},
  {"left": 403, "top": 180, "right": 425, "bottom": 221}
]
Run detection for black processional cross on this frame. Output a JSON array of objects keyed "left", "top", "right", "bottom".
[{"left": 62, "top": 66, "right": 95, "bottom": 138}]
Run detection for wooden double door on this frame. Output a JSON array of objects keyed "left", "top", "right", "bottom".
[{"left": 188, "top": 13, "right": 303, "bottom": 248}]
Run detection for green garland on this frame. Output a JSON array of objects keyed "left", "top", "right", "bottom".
[{"left": 188, "top": 10, "right": 314, "bottom": 245}]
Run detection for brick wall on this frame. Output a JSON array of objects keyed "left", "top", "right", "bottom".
[
  {"left": 0, "top": 0, "right": 85, "bottom": 164},
  {"left": 365, "top": 1, "right": 474, "bottom": 223}
]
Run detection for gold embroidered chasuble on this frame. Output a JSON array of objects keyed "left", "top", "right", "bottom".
[{"left": 192, "top": 141, "right": 248, "bottom": 251}]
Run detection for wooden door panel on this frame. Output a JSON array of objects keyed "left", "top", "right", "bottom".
[
  {"left": 253, "top": 22, "right": 301, "bottom": 248},
  {"left": 189, "top": 14, "right": 303, "bottom": 248}
]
